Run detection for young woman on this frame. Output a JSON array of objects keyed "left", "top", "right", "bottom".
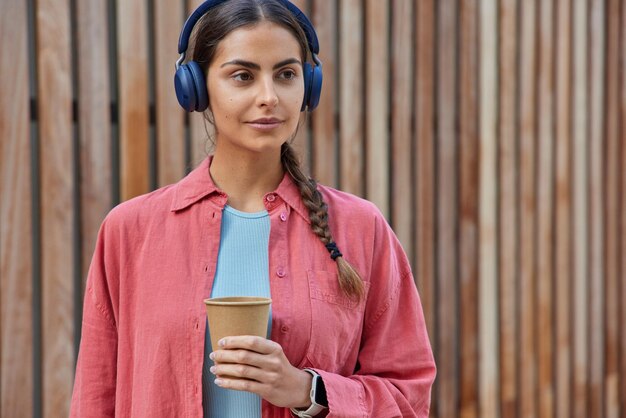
[{"left": 70, "top": 1, "right": 436, "bottom": 417}]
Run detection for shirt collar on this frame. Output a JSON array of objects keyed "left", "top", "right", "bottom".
[{"left": 170, "top": 156, "right": 310, "bottom": 223}]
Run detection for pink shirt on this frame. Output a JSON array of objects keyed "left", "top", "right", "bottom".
[{"left": 70, "top": 157, "right": 436, "bottom": 417}]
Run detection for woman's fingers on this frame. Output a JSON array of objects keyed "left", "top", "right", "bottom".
[
  {"left": 216, "top": 335, "right": 279, "bottom": 354},
  {"left": 210, "top": 362, "right": 265, "bottom": 381}
]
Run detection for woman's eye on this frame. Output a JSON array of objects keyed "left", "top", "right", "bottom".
[
  {"left": 233, "top": 72, "right": 252, "bottom": 82},
  {"left": 278, "top": 70, "right": 296, "bottom": 80}
]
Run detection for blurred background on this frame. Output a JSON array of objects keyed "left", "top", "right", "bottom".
[{"left": 1, "top": 0, "right": 625, "bottom": 417}]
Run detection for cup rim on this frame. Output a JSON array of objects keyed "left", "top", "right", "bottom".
[{"left": 203, "top": 296, "right": 272, "bottom": 306}]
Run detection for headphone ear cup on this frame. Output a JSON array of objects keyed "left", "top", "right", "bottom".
[
  {"left": 187, "top": 61, "right": 209, "bottom": 112},
  {"left": 174, "top": 64, "right": 197, "bottom": 112},
  {"left": 301, "top": 62, "right": 322, "bottom": 111},
  {"left": 308, "top": 65, "right": 323, "bottom": 111}
]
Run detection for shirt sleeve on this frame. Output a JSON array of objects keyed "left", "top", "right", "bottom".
[
  {"left": 70, "top": 217, "right": 119, "bottom": 418},
  {"left": 312, "top": 213, "right": 436, "bottom": 418}
]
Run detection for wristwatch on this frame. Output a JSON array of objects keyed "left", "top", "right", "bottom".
[{"left": 290, "top": 368, "right": 328, "bottom": 417}]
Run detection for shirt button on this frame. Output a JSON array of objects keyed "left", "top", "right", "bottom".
[
  {"left": 280, "top": 212, "right": 287, "bottom": 221},
  {"left": 266, "top": 193, "right": 276, "bottom": 202},
  {"left": 276, "top": 268, "right": 286, "bottom": 277},
  {"left": 280, "top": 325, "right": 289, "bottom": 333}
]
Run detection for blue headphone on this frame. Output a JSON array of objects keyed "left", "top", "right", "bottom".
[{"left": 174, "top": 0, "right": 323, "bottom": 113}]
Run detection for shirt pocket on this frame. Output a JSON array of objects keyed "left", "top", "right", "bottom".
[{"left": 303, "top": 270, "right": 370, "bottom": 373}]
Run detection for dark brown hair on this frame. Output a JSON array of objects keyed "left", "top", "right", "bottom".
[{"left": 191, "top": 0, "right": 364, "bottom": 300}]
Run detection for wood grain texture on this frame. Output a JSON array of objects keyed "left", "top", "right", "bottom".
[
  {"left": 620, "top": 4, "right": 626, "bottom": 416},
  {"left": 310, "top": 0, "right": 337, "bottom": 187},
  {"left": 77, "top": 0, "right": 112, "bottom": 285},
  {"left": 604, "top": 0, "right": 621, "bottom": 416},
  {"left": 36, "top": 0, "right": 75, "bottom": 415},
  {"left": 536, "top": 1, "right": 555, "bottom": 417},
  {"left": 518, "top": 1, "right": 538, "bottom": 416},
  {"left": 339, "top": 0, "right": 364, "bottom": 196},
  {"left": 118, "top": 0, "right": 150, "bottom": 200},
  {"left": 0, "top": 0, "right": 33, "bottom": 416},
  {"left": 436, "top": 2, "right": 459, "bottom": 417},
  {"left": 498, "top": 0, "right": 519, "bottom": 417},
  {"left": 414, "top": 0, "right": 437, "bottom": 375},
  {"left": 311, "top": 0, "right": 338, "bottom": 188},
  {"left": 155, "top": 0, "right": 185, "bottom": 186},
  {"left": 478, "top": 1, "right": 499, "bottom": 417},
  {"left": 390, "top": 0, "right": 412, "bottom": 256},
  {"left": 554, "top": 1, "right": 572, "bottom": 417},
  {"left": 571, "top": 1, "right": 589, "bottom": 416},
  {"left": 588, "top": 0, "right": 606, "bottom": 416},
  {"left": 458, "top": 0, "right": 479, "bottom": 417},
  {"left": 366, "top": 0, "right": 389, "bottom": 218}
]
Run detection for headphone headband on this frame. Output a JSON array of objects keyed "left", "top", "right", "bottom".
[{"left": 177, "top": 0, "right": 319, "bottom": 55}]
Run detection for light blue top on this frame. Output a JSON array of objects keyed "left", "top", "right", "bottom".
[{"left": 202, "top": 205, "right": 272, "bottom": 418}]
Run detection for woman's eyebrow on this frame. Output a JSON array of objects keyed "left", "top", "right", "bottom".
[{"left": 220, "top": 58, "right": 302, "bottom": 70}]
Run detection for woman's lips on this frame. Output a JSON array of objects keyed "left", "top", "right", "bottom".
[{"left": 246, "top": 119, "right": 283, "bottom": 131}]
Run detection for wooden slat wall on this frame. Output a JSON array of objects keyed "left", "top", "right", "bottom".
[
  {"left": 1, "top": 1, "right": 625, "bottom": 417},
  {"left": 436, "top": 1, "right": 459, "bottom": 416},
  {"left": 459, "top": 0, "right": 479, "bottom": 415},
  {"left": 36, "top": 0, "right": 75, "bottom": 416},
  {"left": 555, "top": 1, "right": 572, "bottom": 417},
  {"left": 498, "top": 1, "right": 518, "bottom": 417},
  {"left": 572, "top": 0, "right": 589, "bottom": 416},
  {"left": 1, "top": 0, "right": 33, "bottom": 416}
]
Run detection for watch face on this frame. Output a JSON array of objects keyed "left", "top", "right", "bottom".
[{"left": 314, "top": 375, "right": 328, "bottom": 407}]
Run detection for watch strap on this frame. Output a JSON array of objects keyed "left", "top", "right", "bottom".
[{"left": 290, "top": 369, "right": 327, "bottom": 417}]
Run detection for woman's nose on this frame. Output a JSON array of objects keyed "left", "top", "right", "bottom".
[{"left": 257, "top": 77, "right": 279, "bottom": 107}]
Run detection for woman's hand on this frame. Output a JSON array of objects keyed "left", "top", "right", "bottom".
[{"left": 209, "top": 336, "right": 313, "bottom": 409}]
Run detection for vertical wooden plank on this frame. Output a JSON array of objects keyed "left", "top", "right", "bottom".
[
  {"left": 620, "top": 3, "right": 626, "bottom": 416},
  {"left": 118, "top": 0, "right": 150, "bottom": 200},
  {"left": 414, "top": 1, "right": 437, "bottom": 414},
  {"left": 498, "top": 0, "right": 519, "bottom": 417},
  {"left": 478, "top": 1, "right": 499, "bottom": 417},
  {"left": 288, "top": 0, "right": 310, "bottom": 173},
  {"left": 155, "top": 0, "right": 185, "bottom": 187},
  {"left": 76, "top": 0, "right": 112, "bottom": 286},
  {"left": 458, "top": 0, "right": 479, "bottom": 417},
  {"left": 339, "top": 0, "right": 364, "bottom": 196},
  {"left": 390, "top": 0, "right": 412, "bottom": 254},
  {"left": 518, "top": 0, "right": 538, "bottom": 416},
  {"left": 366, "top": 0, "right": 389, "bottom": 217},
  {"left": 36, "top": 0, "right": 75, "bottom": 415},
  {"left": 588, "top": 0, "right": 606, "bottom": 416},
  {"left": 536, "top": 1, "right": 555, "bottom": 417},
  {"left": 571, "top": 1, "right": 589, "bottom": 417},
  {"left": 554, "top": 1, "right": 572, "bottom": 417},
  {"left": 311, "top": 0, "right": 338, "bottom": 187},
  {"left": 436, "top": 1, "right": 459, "bottom": 416},
  {"left": 618, "top": 2, "right": 626, "bottom": 418},
  {"left": 0, "top": 0, "right": 33, "bottom": 416},
  {"left": 604, "top": 0, "right": 621, "bottom": 416}
]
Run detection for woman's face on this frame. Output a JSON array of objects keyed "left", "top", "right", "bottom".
[{"left": 206, "top": 21, "right": 305, "bottom": 157}]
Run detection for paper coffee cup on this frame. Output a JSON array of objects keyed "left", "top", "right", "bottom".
[{"left": 203, "top": 296, "right": 272, "bottom": 350}]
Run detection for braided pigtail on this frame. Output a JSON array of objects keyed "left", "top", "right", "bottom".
[{"left": 281, "top": 143, "right": 365, "bottom": 301}]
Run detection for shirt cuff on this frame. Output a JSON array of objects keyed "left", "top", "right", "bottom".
[{"left": 308, "top": 368, "right": 366, "bottom": 418}]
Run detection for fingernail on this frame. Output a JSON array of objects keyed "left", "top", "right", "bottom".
[
  {"left": 214, "top": 378, "right": 223, "bottom": 386},
  {"left": 210, "top": 366, "right": 216, "bottom": 374},
  {"left": 218, "top": 339, "right": 226, "bottom": 347},
  {"left": 209, "top": 352, "right": 215, "bottom": 360}
]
